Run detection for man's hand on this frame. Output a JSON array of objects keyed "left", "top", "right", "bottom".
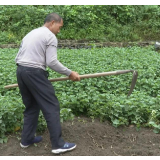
[{"left": 69, "top": 71, "right": 81, "bottom": 81}]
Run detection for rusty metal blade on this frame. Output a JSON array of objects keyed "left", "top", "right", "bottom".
[{"left": 127, "top": 70, "right": 138, "bottom": 97}]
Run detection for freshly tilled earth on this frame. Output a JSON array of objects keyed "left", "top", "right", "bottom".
[{"left": 0, "top": 117, "right": 160, "bottom": 156}]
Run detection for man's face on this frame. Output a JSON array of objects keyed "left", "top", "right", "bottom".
[{"left": 51, "top": 19, "right": 63, "bottom": 35}]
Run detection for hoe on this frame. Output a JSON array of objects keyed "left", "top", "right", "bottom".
[{"left": 4, "top": 70, "right": 138, "bottom": 97}]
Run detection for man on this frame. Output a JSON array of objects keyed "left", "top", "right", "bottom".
[{"left": 15, "top": 12, "right": 80, "bottom": 154}]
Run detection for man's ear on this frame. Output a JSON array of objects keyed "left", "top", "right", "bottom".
[{"left": 51, "top": 20, "right": 55, "bottom": 26}]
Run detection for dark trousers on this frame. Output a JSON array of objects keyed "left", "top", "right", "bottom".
[{"left": 16, "top": 65, "right": 65, "bottom": 149}]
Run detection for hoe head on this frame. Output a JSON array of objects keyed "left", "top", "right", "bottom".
[{"left": 127, "top": 70, "right": 138, "bottom": 97}]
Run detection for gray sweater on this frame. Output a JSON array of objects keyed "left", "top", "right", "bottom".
[{"left": 15, "top": 26, "right": 72, "bottom": 76}]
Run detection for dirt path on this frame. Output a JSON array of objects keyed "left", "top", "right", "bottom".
[{"left": 0, "top": 117, "right": 160, "bottom": 156}]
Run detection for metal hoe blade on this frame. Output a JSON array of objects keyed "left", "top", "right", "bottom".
[{"left": 127, "top": 70, "right": 138, "bottom": 97}]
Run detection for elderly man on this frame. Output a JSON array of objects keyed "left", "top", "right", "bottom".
[{"left": 15, "top": 12, "right": 80, "bottom": 154}]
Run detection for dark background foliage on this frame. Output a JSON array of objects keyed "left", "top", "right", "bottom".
[{"left": 0, "top": 5, "right": 160, "bottom": 44}]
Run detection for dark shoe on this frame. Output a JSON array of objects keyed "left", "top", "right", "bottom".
[
  {"left": 52, "top": 142, "right": 76, "bottom": 154},
  {"left": 20, "top": 136, "right": 42, "bottom": 148}
]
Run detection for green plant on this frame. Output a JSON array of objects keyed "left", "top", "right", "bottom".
[{"left": 1, "top": 46, "right": 160, "bottom": 143}]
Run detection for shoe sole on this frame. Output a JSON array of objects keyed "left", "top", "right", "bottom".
[
  {"left": 52, "top": 145, "right": 76, "bottom": 154},
  {"left": 20, "top": 143, "right": 30, "bottom": 148}
]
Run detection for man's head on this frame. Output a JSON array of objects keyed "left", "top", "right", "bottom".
[{"left": 44, "top": 13, "right": 63, "bottom": 35}]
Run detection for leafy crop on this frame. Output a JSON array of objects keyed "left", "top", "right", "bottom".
[{"left": 1, "top": 46, "right": 160, "bottom": 143}]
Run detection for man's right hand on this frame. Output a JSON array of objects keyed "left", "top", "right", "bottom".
[{"left": 69, "top": 71, "right": 81, "bottom": 81}]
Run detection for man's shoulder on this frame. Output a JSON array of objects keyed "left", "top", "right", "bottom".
[
  {"left": 25, "top": 27, "right": 57, "bottom": 46},
  {"left": 39, "top": 27, "right": 57, "bottom": 42},
  {"left": 40, "top": 27, "right": 57, "bottom": 46}
]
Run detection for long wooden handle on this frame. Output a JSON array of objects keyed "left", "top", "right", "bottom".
[{"left": 4, "top": 70, "right": 134, "bottom": 89}]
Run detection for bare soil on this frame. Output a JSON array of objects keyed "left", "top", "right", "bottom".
[{"left": 0, "top": 116, "right": 160, "bottom": 156}]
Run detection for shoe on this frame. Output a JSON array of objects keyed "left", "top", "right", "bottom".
[
  {"left": 20, "top": 136, "right": 42, "bottom": 148},
  {"left": 52, "top": 142, "right": 76, "bottom": 154}
]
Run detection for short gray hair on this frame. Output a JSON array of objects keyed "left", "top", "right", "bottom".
[{"left": 44, "top": 13, "right": 62, "bottom": 24}]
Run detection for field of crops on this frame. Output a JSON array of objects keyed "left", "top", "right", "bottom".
[{"left": 1, "top": 46, "right": 160, "bottom": 143}]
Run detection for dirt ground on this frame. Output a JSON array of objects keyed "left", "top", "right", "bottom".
[{"left": 1, "top": 116, "right": 160, "bottom": 156}]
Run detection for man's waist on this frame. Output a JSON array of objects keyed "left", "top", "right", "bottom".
[
  {"left": 16, "top": 61, "right": 46, "bottom": 71},
  {"left": 17, "top": 64, "right": 49, "bottom": 78}
]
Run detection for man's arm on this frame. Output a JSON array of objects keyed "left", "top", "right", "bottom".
[
  {"left": 46, "top": 45, "right": 80, "bottom": 81},
  {"left": 46, "top": 45, "right": 72, "bottom": 76}
]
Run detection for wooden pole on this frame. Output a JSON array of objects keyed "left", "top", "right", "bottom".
[{"left": 4, "top": 70, "right": 136, "bottom": 89}]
